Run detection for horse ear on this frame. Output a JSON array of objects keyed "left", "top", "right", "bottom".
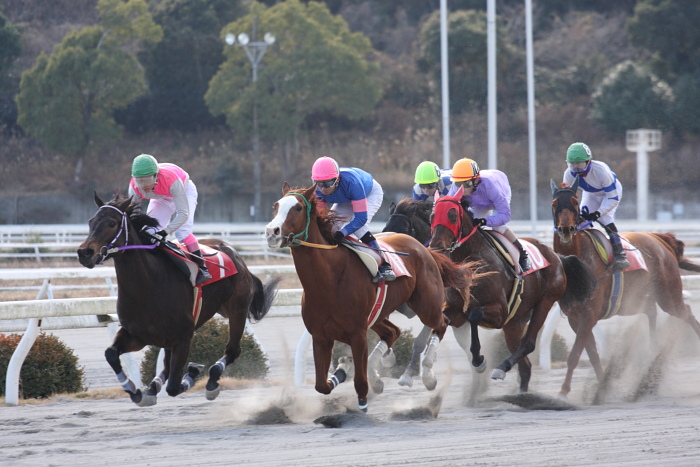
[
  {"left": 303, "top": 185, "right": 316, "bottom": 199},
  {"left": 550, "top": 179, "right": 558, "bottom": 195},
  {"left": 389, "top": 201, "right": 396, "bottom": 214},
  {"left": 282, "top": 181, "right": 291, "bottom": 195},
  {"left": 434, "top": 191, "right": 440, "bottom": 203},
  {"left": 94, "top": 191, "right": 105, "bottom": 207},
  {"left": 118, "top": 197, "right": 131, "bottom": 212},
  {"left": 572, "top": 176, "right": 580, "bottom": 192},
  {"left": 455, "top": 185, "right": 464, "bottom": 199}
]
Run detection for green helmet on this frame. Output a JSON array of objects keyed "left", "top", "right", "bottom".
[
  {"left": 566, "top": 143, "right": 592, "bottom": 163},
  {"left": 132, "top": 154, "right": 158, "bottom": 177},
  {"left": 414, "top": 161, "right": 441, "bottom": 184}
]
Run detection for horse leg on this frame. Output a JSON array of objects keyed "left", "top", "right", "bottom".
[
  {"left": 368, "top": 319, "right": 401, "bottom": 394},
  {"left": 467, "top": 307, "right": 486, "bottom": 373},
  {"left": 420, "top": 331, "right": 441, "bottom": 390},
  {"left": 490, "top": 321, "right": 532, "bottom": 391},
  {"left": 206, "top": 307, "right": 248, "bottom": 401},
  {"left": 398, "top": 325, "right": 431, "bottom": 387},
  {"left": 312, "top": 336, "right": 336, "bottom": 395},
  {"left": 349, "top": 336, "right": 370, "bottom": 412},
  {"left": 559, "top": 311, "right": 597, "bottom": 398},
  {"left": 140, "top": 349, "right": 171, "bottom": 407},
  {"left": 165, "top": 340, "right": 193, "bottom": 397},
  {"left": 643, "top": 298, "right": 659, "bottom": 354},
  {"left": 104, "top": 328, "right": 147, "bottom": 405}
]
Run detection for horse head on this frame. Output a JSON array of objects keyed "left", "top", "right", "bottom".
[
  {"left": 429, "top": 186, "right": 474, "bottom": 253},
  {"left": 77, "top": 192, "right": 134, "bottom": 268},
  {"left": 551, "top": 176, "right": 581, "bottom": 244},
  {"left": 265, "top": 182, "right": 319, "bottom": 248}
]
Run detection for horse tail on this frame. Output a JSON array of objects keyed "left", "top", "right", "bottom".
[
  {"left": 427, "top": 249, "right": 475, "bottom": 292},
  {"left": 248, "top": 275, "right": 282, "bottom": 323},
  {"left": 559, "top": 254, "right": 596, "bottom": 306},
  {"left": 653, "top": 232, "right": 700, "bottom": 273}
]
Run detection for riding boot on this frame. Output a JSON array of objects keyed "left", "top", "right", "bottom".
[
  {"left": 191, "top": 249, "right": 212, "bottom": 284},
  {"left": 361, "top": 232, "right": 396, "bottom": 282},
  {"left": 513, "top": 239, "right": 532, "bottom": 273},
  {"left": 607, "top": 229, "right": 630, "bottom": 271}
]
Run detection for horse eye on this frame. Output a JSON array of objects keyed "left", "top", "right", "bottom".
[
  {"left": 295, "top": 205, "right": 302, "bottom": 212},
  {"left": 108, "top": 220, "right": 117, "bottom": 228}
]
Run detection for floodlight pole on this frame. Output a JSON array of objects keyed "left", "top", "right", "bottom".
[
  {"left": 225, "top": 18, "right": 275, "bottom": 221},
  {"left": 626, "top": 129, "right": 661, "bottom": 221}
]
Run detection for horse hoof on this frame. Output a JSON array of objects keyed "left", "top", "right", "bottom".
[
  {"left": 491, "top": 368, "right": 506, "bottom": 380},
  {"left": 205, "top": 385, "right": 221, "bottom": 401},
  {"left": 473, "top": 358, "right": 487, "bottom": 374},
  {"left": 337, "top": 357, "right": 355, "bottom": 379},
  {"left": 187, "top": 362, "right": 206, "bottom": 378},
  {"left": 129, "top": 389, "right": 143, "bottom": 405},
  {"left": 421, "top": 370, "right": 437, "bottom": 391},
  {"left": 398, "top": 373, "right": 414, "bottom": 387},
  {"left": 381, "top": 349, "right": 397, "bottom": 368},
  {"left": 370, "top": 378, "right": 384, "bottom": 395},
  {"left": 358, "top": 398, "right": 368, "bottom": 413},
  {"left": 557, "top": 392, "right": 569, "bottom": 401},
  {"left": 137, "top": 393, "right": 157, "bottom": 407}
]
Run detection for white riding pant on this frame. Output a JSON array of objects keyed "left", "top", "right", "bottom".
[{"left": 146, "top": 180, "right": 198, "bottom": 244}]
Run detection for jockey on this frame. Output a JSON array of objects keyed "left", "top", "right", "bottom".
[
  {"left": 128, "top": 154, "right": 212, "bottom": 284},
  {"left": 311, "top": 156, "right": 396, "bottom": 282},
  {"left": 563, "top": 142, "right": 630, "bottom": 271},
  {"left": 447, "top": 157, "right": 531, "bottom": 272},
  {"left": 412, "top": 161, "right": 453, "bottom": 201}
]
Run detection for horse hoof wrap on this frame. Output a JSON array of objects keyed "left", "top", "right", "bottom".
[
  {"left": 138, "top": 393, "right": 158, "bottom": 407},
  {"left": 474, "top": 357, "right": 487, "bottom": 374},
  {"left": 205, "top": 386, "right": 221, "bottom": 401},
  {"left": 397, "top": 373, "right": 414, "bottom": 387},
  {"left": 491, "top": 368, "right": 506, "bottom": 380}
]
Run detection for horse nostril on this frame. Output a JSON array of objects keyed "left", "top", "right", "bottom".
[{"left": 274, "top": 227, "right": 280, "bottom": 236}]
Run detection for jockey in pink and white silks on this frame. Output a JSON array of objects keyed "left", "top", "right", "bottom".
[
  {"left": 128, "top": 154, "right": 212, "bottom": 284},
  {"left": 311, "top": 156, "right": 396, "bottom": 282},
  {"left": 563, "top": 142, "right": 630, "bottom": 271}
]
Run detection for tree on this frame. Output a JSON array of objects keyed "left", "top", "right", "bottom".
[
  {"left": 591, "top": 60, "right": 673, "bottom": 135},
  {"left": 205, "top": 0, "right": 381, "bottom": 175},
  {"left": 627, "top": 0, "right": 700, "bottom": 79},
  {"left": 119, "top": 0, "right": 244, "bottom": 132},
  {"left": 15, "top": 0, "right": 162, "bottom": 182},
  {"left": 0, "top": 8, "right": 21, "bottom": 129},
  {"left": 417, "top": 9, "right": 524, "bottom": 114}
]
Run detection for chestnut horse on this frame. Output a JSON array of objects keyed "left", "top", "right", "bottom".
[
  {"left": 429, "top": 188, "right": 589, "bottom": 393},
  {"left": 551, "top": 179, "right": 700, "bottom": 397},
  {"left": 77, "top": 193, "right": 280, "bottom": 406},
  {"left": 265, "top": 184, "right": 473, "bottom": 412}
]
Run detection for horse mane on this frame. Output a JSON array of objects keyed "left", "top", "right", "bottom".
[
  {"left": 107, "top": 194, "right": 160, "bottom": 242},
  {"left": 396, "top": 198, "right": 433, "bottom": 224},
  {"left": 286, "top": 187, "right": 343, "bottom": 243}
]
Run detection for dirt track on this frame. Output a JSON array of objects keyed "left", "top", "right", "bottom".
[{"left": 2, "top": 311, "right": 700, "bottom": 466}]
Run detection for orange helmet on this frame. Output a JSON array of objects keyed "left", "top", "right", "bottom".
[{"left": 451, "top": 158, "right": 480, "bottom": 182}]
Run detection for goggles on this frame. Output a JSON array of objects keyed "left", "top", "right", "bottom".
[
  {"left": 567, "top": 161, "right": 589, "bottom": 173},
  {"left": 419, "top": 182, "right": 438, "bottom": 190},
  {"left": 453, "top": 179, "right": 476, "bottom": 189},
  {"left": 316, "top": 178, "right": 338, "bottom": 189},
  {"left": 134, "top": 175, "right": 157, "bottom": 187}
]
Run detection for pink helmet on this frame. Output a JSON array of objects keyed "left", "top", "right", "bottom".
[{"left": 311, "top": 156, "right": 340, "bottom": 181}]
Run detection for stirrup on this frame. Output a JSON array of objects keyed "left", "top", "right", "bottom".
[
  {"left": 612, "top": 256, "right": 630, "bottom": 272},
  {"left": 379, "top": 263, "right": 396, "bottom": 281},
  {"left": 519, "top": 255, "right": 531, "bottom": 272},
  {"left": 196, "top": 269, "right": 212, "bottom": 284}
]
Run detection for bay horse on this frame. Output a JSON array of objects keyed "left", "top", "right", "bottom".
[
  {"left": 383, "top": 197, "right": 475, "bottom": 387},
  {"left": 265, "top": 183, "right": 474, "bottom": 412},
  {"left": 551, "top": 178, "right": 700, "bottom": 397},
  {"left": 429, "top": 187, "right": 589, "bottom": 393},
  {"left": 77, "top": 193, "right": 280, "bottom": 406}
]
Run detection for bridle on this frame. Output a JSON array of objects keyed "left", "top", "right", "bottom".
[
  {"left": 93, "top": 204, "right": 157, "bottom": 264},
  {"left": 281, "top": 192, "right": 337, "bottom": 250},
  {"left": 552, "top": 187, "right": 593, "bottom": 236},
  {"left": 431, "top": 198, "right": 480, "bottom": 254},
  {"left": 387, "top": 212, "right": 416, "bottom": 239}
]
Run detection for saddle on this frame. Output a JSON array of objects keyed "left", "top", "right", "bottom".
[
  {"left": 160, "top": 241, "right": 238, "bottom": 287},
  {"left": 481, "top": 230, "right": 549, "bottom": 276},
  {"left": 340, "top": 236, "right": 411, "bottom": 281},
  {"left": 581, "top": 229, "right": 647, "bottom": 272}
]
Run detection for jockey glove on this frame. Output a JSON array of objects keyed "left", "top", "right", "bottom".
[
  {"left": 333, "top": 231, "right": 346, "bottom": 243},
  {"left": 473, "top": 218, "right": 487, "bottom": 227},
  {"left": 581, "top": 210, "right": 601, "bottom": 221},
  {"left": 152, "top": 230, "right": 168, "bottom": 243}
]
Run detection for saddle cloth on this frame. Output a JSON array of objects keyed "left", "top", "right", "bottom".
[
  {"left": 483, "top": 230, "right": 550, "bottom": 276},
  {"left": 582, "top": 229, "right": 647, "bottom": 272},
  {"left": 340, "top": 237, "right": 411, "bottom": 280}
]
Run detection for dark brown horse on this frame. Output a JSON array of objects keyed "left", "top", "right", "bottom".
[
  {"left": 383, "top": 197, "right": 433, "bottom": 245},
  {"left": 265, "top": 183, "right": 473, "bottom": 412},
  {"left": 77, "top": 193, "right": 280, "bottom": 406},
  {"left": 429, "top": 188, "right": 586, "bottom": 393},
  {"left": 551, "top": 179, "right": 700, "bottom": 397},
  {"left": 382, "top": 197, "right": 474, "bottom": 387}
]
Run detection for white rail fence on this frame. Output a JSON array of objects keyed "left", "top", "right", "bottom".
[{"left": 2, "top": 264, "right": 699, "bottom": 405}]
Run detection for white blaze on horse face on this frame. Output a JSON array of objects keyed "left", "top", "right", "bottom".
[{"left": 265, "top": 196, "right": 298, "bottom": 248}]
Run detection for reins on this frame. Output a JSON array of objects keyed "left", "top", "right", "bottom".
[
  {"left": 95, "top": 204, "right": 157, "bottom": 264},
  {"left": 284, "top": 192, "right": 338, "bottom": 250}
]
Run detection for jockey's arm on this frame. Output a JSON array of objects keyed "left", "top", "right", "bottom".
[
  {"left": 340, "top": 198, "right": 368, "bottom": 236},
  {"left": 163, "top": 180, "right": 190, "bottom": 235}
]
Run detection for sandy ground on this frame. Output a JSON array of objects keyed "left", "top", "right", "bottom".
[{"left": 3, "top": 309, "right": 700, "bottom": 467}]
